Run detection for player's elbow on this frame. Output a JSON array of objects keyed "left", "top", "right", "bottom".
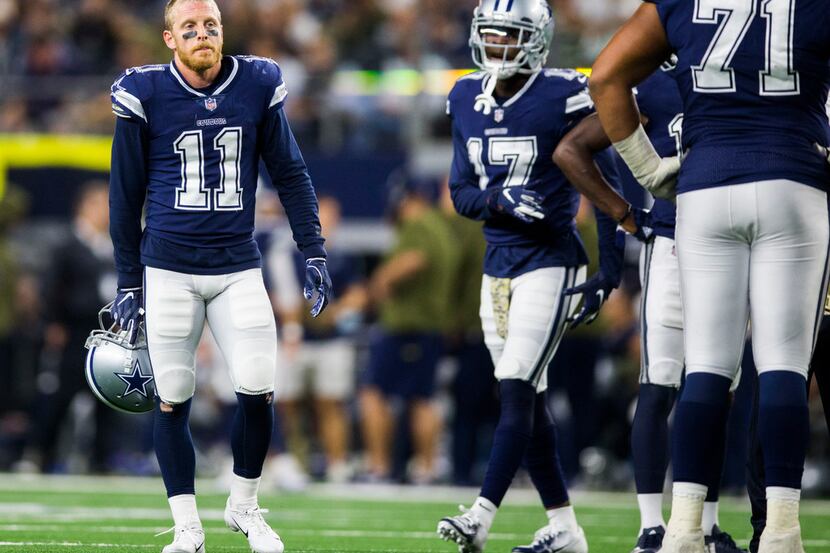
[
  {"left": 552, "top": 140, "right": 575, "bottom": 170},
  {"left": 588, "top": 65, "right": 613, "bottom": 101}
]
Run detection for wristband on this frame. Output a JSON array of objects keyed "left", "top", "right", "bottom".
[
  {"left": 616, "top": 204, "right": 633, "bottom": 225},
  {"left": 613, "top": 124, "right": 661, "bottom": 181}
]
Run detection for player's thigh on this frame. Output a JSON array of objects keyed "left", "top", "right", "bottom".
[
  {"left": 676, "top": 187, "right": 750, "bottom": 380},
  {"left": 311, "top": 339, "right": 356, "bottom": 400},
  {"left": 207, "top": 269, "right": 277, "bottom": 395},
  {"left": 480, "top": 273, "right": 505, "bottom": 368},
  {"left": 639, "top": 236, "right": 684, "bottom": 387},
  {"left": 144, "top": 267, "right": 206, "bottom": 404},
  {"left": 496, "top": 266, "right": 579, "bottom": 391},
  {"left": 749, "top": 180, "right": 830, "bottom": 378}
]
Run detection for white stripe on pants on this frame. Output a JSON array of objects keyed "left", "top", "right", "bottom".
[{"left": 479, "top": 266, "right": 585, "bottom": 393}]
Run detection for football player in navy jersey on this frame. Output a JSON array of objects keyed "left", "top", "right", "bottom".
[
  {"left": 554, "top": 61, "right": 745, "bottom": 553},
  {"left": 590, "top": 1, "right": 830, "bottom": 552},
  {"left": 436, "top": 2, "right": 625, "bottom": 552},
  {"left": 108, "top": 1, "right": 331, "bottom": 552}
]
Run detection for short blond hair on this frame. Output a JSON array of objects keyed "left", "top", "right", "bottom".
[{"left": 164, "top": 0, "right": 221, "bottom": 31}]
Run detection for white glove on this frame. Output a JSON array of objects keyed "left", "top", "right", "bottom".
[
  {"left": 614, "top": 124, "right": 681, "bottom": 201},
  {"left": 816, "top": 143, "right": 830, "bottom": 165}
]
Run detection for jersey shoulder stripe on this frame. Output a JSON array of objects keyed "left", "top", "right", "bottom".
[
  {"left": 237, "top": 55, "right": 287, "bottom": 109},
  {"left": 110, "top": 66, "right": 164, "bottom": 122}
]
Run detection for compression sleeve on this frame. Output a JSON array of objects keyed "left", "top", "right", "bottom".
[
  {"left": 449, "top": 123, "right": 493, "bottom": 220},
  {"left": 109, "top": 117, "right": 148, "bottom": 289},
  {"left": 260, "top": 106, "right": 327, "bottom": 260}
]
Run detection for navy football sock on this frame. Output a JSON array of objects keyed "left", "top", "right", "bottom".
[
  {"left": 480, "top": 380, "right": 536, "bottom": 507},
  {"left": 525, "top": 392, "right": 569, "bottom": 507},
  {"left": 153, "top": 398, "right": 196, "bottom": 497},
  {"left": 231, "top": 392, "right": 275, "bottom": 479},
  {"left": 631, "top": 383, "right": 677, "bottom": 494},
  {"left": 672, "top": 373, "right": 731, "bottom": 485},
  {"left": 758, "top": 371, "right": 809, "bottom": 489}
]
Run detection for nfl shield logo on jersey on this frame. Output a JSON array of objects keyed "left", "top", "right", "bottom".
[
  {"left": 494, "top": 108, "right": 504, "bottom": 123},
  {"left": 205, "top": 97, "right": 218, "bottom": 111}
]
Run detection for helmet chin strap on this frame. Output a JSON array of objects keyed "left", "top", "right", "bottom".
[{"left": 474, "top": 71, "right": 499, "bottom": 115}]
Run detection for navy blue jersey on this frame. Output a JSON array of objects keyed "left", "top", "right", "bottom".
[
  {"left": 629, "top": 63, "right": 685, "bottom": 239},
  {"left": 109, "top": 55, "right": 325, "bottom": 288},
  {"left": 448, "top": 69, "right": 621, "bottom": 278},
  {"left": 649, "top": 0, "right": 830, "bottom": 194}
]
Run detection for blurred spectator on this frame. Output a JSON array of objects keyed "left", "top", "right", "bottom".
[
  {"left": 273, "top": 195, "right": 369, "bottom": 483},
  {"left": 359, "top": 178, "right": 456, "bottom": 483},
  {"left": 437, "top": 179, "right": 499, "bottom": 486},
  {"left": 20, "top": 180, "right": 118, "bottom": 473},
  {"left": 0, "top": 185, "right": 32, "bottom": 469}
]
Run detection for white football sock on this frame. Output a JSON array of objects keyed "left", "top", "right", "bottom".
[
  {"left": 547, "top": 505, "right": 578, "bottom": 532},
  {"left": 667, "top": 482, "right": 707, "bottom": 533},
  {"left": 471, "top": 497, "right": 498, "bottom": 532},
  {"left": 766, "top": 487, "right": 801, "bottom": 531},
  {"left": 229, "top": 474, "right": 261, "bottom": 510},
  {"left": 168, "top": 494, "right": 201, "bottom": 528},
  {"left": 702, "top": 501, "right": 719, "bottom": 535},
  {"left": 637, "top": 493, "right": 665, "bottom": 532}
]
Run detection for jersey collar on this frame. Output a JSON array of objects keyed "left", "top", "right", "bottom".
[
  {"left": 168, "top": 55, "right": 239, "bottom": 97},
  {"left": 483, "top": 70, "right": 540, "bottom": 108}
]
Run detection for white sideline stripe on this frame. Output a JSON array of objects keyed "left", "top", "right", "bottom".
[{"left": 0, "top": 542, "right": 157, "bottom": 549}]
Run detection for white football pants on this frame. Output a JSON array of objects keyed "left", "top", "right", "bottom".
[
  {"left": 145, "top": 267, "right": 278, "bottom": 404},
  {"left": 676, "top": 180, "right": 830, "bottom": 381},
  {"left": 639, "top": 236, "right": 741, "bottom": 390},
  {"left": 480, "top": 266, "right": 585, "bottom": 393}
]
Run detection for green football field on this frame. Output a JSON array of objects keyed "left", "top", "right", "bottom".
[{"left": 0, "top": 475, "right": 828, "bottom": 552}]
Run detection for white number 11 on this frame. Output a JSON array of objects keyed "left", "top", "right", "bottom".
[{"left": 174, "top": 127, "right": 243, "bottom": 211}]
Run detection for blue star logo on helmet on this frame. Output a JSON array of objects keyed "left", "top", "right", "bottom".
[{"left": 115, "top": 360, "right": 154, "bottom": 399}]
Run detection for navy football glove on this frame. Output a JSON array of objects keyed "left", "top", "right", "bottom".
[
  {"left": 304, "top": 257, "right": 332, "bottom": 318},
  {"left": 565, "top": 230, "right": 624, "bottom": 328},
  {"left": 487, "top": 186, "right": 545, "bottom": 223},
  {"left": 629, "top": 207, "right": 654, "bottom": 243},
  {"left": 111, "top": 287, "right": 144, "bottom": 344},
  {"left": 564, "top": 273, "right": 616, "bottom": 328}
]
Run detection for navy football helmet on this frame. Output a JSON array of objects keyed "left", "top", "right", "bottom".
[{"left": 84, "top": 302, "right": 155, "bottom": 414}]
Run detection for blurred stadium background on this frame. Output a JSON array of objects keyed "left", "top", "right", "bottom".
[{"left": 0, "top": 0, "right": 828, "bottom": 546}]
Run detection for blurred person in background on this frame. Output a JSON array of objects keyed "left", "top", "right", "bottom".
[
  {"left": 20, "top": 181, "right": 118, "bottom": 474},
  {"left": 0, "top": 185, "right": 35, "bottom": 470},
  {"left": 360, "top": 176, "right": 456, "bottom": 484},
  {"left": 437, "top": 178, "right": 499, "bottom": 487},
  {"left": 274, "top": 195, "right": 368, "bottom": 484}
]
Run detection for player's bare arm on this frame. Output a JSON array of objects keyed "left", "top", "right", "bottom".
[
  {"left": 589, "top": 4, "right": 680, "bottom": 201},
  {"left": 589, "top": 4, "right": 670, "bottom": 142},
  {"left": 553, "top": 113, "right": 635, "bottom": 233},
  {"left": 370, "top": 250, "right": 428, "bottom": 301}
]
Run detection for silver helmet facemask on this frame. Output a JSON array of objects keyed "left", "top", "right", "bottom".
[{"left": 469, "top": 2, "right": 554, "bottom": 81}]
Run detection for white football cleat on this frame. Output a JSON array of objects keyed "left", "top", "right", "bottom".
[
  {"left": 511, "top": 524, "right": 589, "bottom": 553},
  {"left": 159, "top": 522, "right": 205, "bottom": 553},
  {"left": 661, "top": 526, "right": 706, "bottom": 553},
  {"left": 437, "top": 505, "right": 488, "bottom": 553},
  {"left": 224, "top": 499, "right": 284, "bottom": 553},
  {"left": 758, "top": 527, "right": 805, "bottom": 553}
]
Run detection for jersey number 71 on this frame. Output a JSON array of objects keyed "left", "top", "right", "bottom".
[{"left": 692, "top": 0, "right": 799, "bottom": 96}]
